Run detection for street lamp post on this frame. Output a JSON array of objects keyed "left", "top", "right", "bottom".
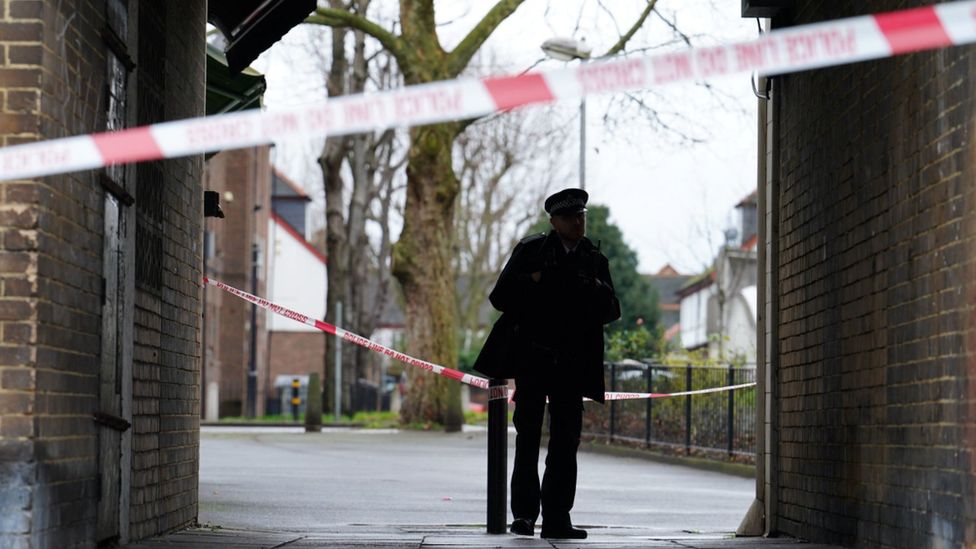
[
  {"left": 579, "top": 84, "right": 586, "bottom": 190},
  {"left": 541, "top": 37, "right": 592, "bottom": 190}
]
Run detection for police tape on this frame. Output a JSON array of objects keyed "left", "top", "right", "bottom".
[
  {"left": 202, "top": 277, "right": 495, "bottom": 392},
  {"left": 603, "top": 382, "right": 757, "bottom": 401},
  {"left": 3, "top": 2, "right": 976, "bottom": 181},
  {"left": 205, "top": 277, "right": 757, "bottom": 403}
]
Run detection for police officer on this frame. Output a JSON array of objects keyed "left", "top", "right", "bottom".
[{"left": 474, "top": 188, "right": 620, "bottom": 539}]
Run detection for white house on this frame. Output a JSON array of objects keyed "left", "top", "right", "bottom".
[
  {"left": 267, "top": 211, "right": 326, "bottom": 332},
  {"left": 264, "top": 169, "right": 328, "bottom": 408},
  {"left": 677, "top": 192, "right": 758, "bottom": 363}
]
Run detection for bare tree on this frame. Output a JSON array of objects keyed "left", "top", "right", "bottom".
[
  {"left": 314, "top": 0, "right": 407, "bottom": 415},
  {"left": 452, "top": 106, "right": 573, "bottom": 344},
  {"left": 307, "top": 0, "right": 655, "bottom": 431}
]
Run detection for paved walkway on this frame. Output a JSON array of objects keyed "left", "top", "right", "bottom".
[
  {"left": 125, "top": 526, "right": 842, "bottom": 548},
  {"left": 125, "top": 427, "right": 843, "bottom": 548}
]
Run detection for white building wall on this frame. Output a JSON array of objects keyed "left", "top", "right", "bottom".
[
  {"left": 679, "top": 284, "right": 715, "bottom": 348},
  {"left": 725, "top": 286, "right": 757, "bottom": 363},
  {"left": 267, "top": 218, "right": 327, "bottom": 332}
]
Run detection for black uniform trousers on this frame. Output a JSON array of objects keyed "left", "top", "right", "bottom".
[{"left": 510, "top": 360, "right": 583, "bottom": 528}]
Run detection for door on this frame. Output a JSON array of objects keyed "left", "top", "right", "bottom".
[
  {"left": 96, "top": 195, "right": 129, "bottom": 545},
  {"left": 96, "top": 5, "right": 135, "bottom": 542}
]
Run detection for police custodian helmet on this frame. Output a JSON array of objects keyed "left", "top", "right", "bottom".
[{"left": 544, "top": 188, "right": 588, "bottom": 216}]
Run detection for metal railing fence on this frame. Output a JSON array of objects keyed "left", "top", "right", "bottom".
[{"left": 582, "top": 361, "right": 757, "bottom": 463}]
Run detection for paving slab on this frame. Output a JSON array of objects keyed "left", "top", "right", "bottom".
[
  {"left": 197, "top": 428, "right": 753, "bottom": 534},
  {"left": 123, "top": 528, "right": 300, "bottom": 548},
  {"left": 126, "top": 527, "right": 846, "bottom": 548},
  {"left": 422, "top": 534, "right": 552, "bottom": 547},
  {"left": 125, "top": 429, "right": 844, "bottom": 548}
]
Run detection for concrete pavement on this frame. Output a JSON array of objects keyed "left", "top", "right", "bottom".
[
  {"left": 125, "top": 526, "right": 843, "bottom": 548},
  {"left": 125, "top": 426, "right": 843, "bottom": 548}
]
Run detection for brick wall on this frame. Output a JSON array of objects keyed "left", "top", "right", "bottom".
[
  {"left": 201, "top": 146, "right": 270, "bottom": 419},
  {"left": 771, "top": 1, "right": 975, "bottom": 547},
  {"left": 0, "top": 0, "right": 206, "bottom": 546},
  {"left": 0, "top": 0, "right": 44, "bottom": 546},
  {"left": 268, "top": 331, "right": 325, "bottom": 399},
  {"left": 0, "top": 1, "right": 108, "bottom": 546},
  {"left": 129, "top": 0, "right": 205, "bottom": 541}
]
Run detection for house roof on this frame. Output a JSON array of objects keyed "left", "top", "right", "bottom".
[
  {"left": 676, "top": 268, "right": 716, "bottom": 297},
  {"left": 645, "top": 272, "right": 695, "bottom": 306},
  {"left": 272, "top": 168, "right": 311, "bottom": 200},
  {"left": 741, "top": 233, "right": 758, "bottom": 251},
  {"left": 271, "top": 211, "right": 326, "bottom": 265},
  {"left": 736, "top": 190, "right": 758, "bottom": 207},
  {"left": 655, "top": 264, "right": 681, "bottom": 277}
]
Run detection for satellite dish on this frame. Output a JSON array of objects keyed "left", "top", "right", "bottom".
[{"left": 724, "top": 228, "right": 739, "bottom": 245}]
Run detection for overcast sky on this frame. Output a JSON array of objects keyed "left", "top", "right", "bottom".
[{"left": 252, "top": 0, "right": 759, "bottom": 276}]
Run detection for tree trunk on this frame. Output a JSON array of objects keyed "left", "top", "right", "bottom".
[
  {"left": 345, "top": 134, "right": 370, "bottom": 412},
  {"left": 319, "top": 4, "right": 349, "bottom": 421},
  {"left": 320, "top": 145, "right": 346, "bottom": 416},
  {"left": 393, "top": 122, "right": 464, "bottom": 432}
]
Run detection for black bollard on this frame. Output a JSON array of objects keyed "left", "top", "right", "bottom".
[
  {"left": 305, "top": 373, "right": 322, "bottom": 433},
  {"left": 486, "top": 378, "right": 508, "bottom": 534}
]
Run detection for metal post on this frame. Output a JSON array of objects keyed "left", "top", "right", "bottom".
[
  {"left": 246, "top": 244, "right": 259, "bottom": 418},
  {"left": 579, "top": 95, "right": 586, "bottom": 190},
  {"left": 609, "top": 362, "right": 616, "bottom": 441},
  {"left": 486, "top": 378, "right": 507, "bottom": 534},
  {"left": 645, "top": 364, "right": 653, "bottom": 446},
  {"left": 685, "top": 365, "right": 692, "bottom": 456},
  {"left": 727, "top": 364, "right": 735, "bottom": 458},
  {"left": 334, "top": 301, "right": 343, "bottom": 420}
]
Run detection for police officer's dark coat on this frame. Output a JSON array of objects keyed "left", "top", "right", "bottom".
[{"left": 473, "top": 231, "right": 621, "bottom": 403}]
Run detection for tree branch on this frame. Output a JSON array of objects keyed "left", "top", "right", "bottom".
[
  {"left": 654, "top": 8, "right": 693, "bottom": 48},
  {"left": 600, "top": 0, "right": 658, "bottom": 58},
  {"left": 447, "top": 0, "right": 526, "bottom": 76},
  {"left": 307, "top": 8, "right": 408, "bottom": 66}
]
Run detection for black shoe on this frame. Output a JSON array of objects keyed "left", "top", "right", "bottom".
[
  {"left": 510, "top": 518, "right": 535, "bottom": 536},
  {"left": 540, "top": 524, "right": 587, "bottom": 539}
]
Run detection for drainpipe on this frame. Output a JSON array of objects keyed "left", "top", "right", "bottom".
[{"left": 247, "top": 243, "right": 259, "bottom": 418}]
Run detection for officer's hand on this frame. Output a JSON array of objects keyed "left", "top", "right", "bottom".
[
  {"left": 575, "top": 270, "right": 596, "bottom": 286},
  {"left": 531, "top": 271, "right": 542, "bottom": 283}
]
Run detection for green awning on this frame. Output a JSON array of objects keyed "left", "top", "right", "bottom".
[{"left": 206, "top": 42, "right": 266, "bottom": 116}]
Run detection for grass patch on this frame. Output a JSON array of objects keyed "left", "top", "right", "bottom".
[
  {"left": 349, "top": 411, "right": 400, "bottom": 428},
  {"left": 218, "top": 410, "right": 510, "bottom": 429},
  {"left": 218, "top": 414, "right": 303, "bottom": 423}
]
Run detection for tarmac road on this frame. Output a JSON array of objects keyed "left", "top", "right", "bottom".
[{"left": 198, "top": 426, "right": 754, "bottom": 536}]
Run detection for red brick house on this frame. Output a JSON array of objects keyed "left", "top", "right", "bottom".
[{"left": 202, "top": 146, "right": 272, "bottom": 420}]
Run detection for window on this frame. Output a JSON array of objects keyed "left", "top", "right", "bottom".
[{"left": 134, "top": 2, "right": 167, "bottom": 292}]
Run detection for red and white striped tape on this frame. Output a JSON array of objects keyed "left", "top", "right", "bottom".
[
  {"left": 3, "top": 2, "right": 976, "bottom": 181},
  {"left": 203, "top": 277, "right": 493, "bottom": 391},
  {"left": 205, "top": 277, "right": 756, "bottom": 402},
  {"left": 603, "top": 382, "right": 757, "bottom": 401}
]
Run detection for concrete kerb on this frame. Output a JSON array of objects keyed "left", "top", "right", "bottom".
[
  {"left": 202, "top": 422, "right": 754, "bottom": 478},
  {"left": 576, "top": 437, "right": 756, "bottom": 479}
]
